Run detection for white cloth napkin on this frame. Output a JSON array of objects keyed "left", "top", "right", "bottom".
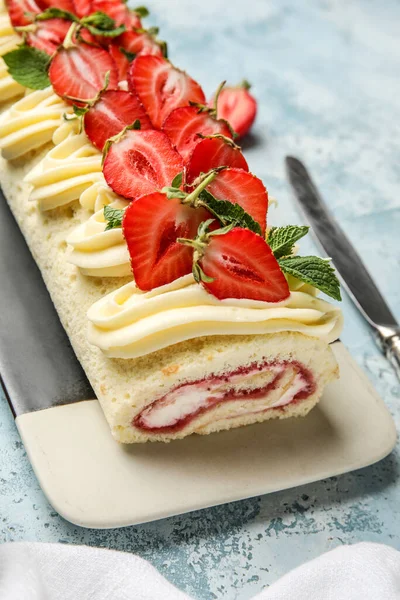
[{"left": 0, "top": 541, "right": 399, "bottom": 599}]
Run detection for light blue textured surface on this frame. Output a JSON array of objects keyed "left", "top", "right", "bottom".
[{"left": 1, "top": 0, "right": 400, "bottom": 597}]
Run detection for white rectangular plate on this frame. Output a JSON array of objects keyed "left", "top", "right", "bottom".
[{"left": 16, "top": 341, "right": 396, "bottom": 529}]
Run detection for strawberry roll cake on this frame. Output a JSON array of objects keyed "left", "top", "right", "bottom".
[{"left": 0, "top": 0, "right": 343, "bottom": 442}]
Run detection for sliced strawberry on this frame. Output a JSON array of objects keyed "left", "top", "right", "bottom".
[
  {"left": 129, "top": 55, "right": 205, "bottom": 129},
  {"left": 199, "top": 228, "right": 289, "bottom": 302},
  {"left": 6, "top": 0, "right": 40, "bottom": 27},
  {"left": 36, "top": 0, "right": 75, "bottom": 12},
  {"left": 185, "top": 136, "right": 248, "bottom": 186},
  {"left": 89, "top": 0, "right": 142, "bottom": 27},
  {"left": 162, "top": 106, "right": 233, "bottom": 163},
  {"left": 123, "top": 192, "right": 210, "bottom": 290},
  {"left": 109, "top": 44, "right": 132, "bottom": 80},
  {"left": 213, "top": 81, "right": 257, "bottom": 138},
  {"left": 120, "top": 29, "right": 164, "bottom": 56},
  {"left": 103, "top": 129, "right": 183, "bottom": 200},
  {"left": 84, "top": 90, "right": 152, "bottom": 151},
  {"left": 109, "top": 30, "right": 164, "bottom": 81},
  {"left": 207, "top": 168, "right": 268, "bottom": 234},
  {"left": 72, "top": 0, "right": 91, "bottom": 17},
  {"left": 26, "top": 18, "right": 71, "bottom": 55},
  {"left": 49, "top": 43, "right": 119, "bottom": 104}
]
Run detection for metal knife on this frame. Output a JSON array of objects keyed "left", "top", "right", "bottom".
[{"left": 285, "top": 156, "right": 400, "bottom": 380}]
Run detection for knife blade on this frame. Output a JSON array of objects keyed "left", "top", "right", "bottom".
[{"left": 285, "top": 156, "right": 400, "bottom": 380}]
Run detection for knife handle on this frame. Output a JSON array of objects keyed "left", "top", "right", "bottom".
[{"left": 375, "top": 327, "right": 400, "bottom": 381}]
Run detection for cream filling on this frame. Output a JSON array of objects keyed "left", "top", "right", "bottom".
[
  {"left": 87, "top": 275, "right": 343, "bottom": 359},
  {"left": 67, "top": 199, "right": 130, "bottom": 277},
  {"left": 138, "top": 365, "right": 308, "bottom": 430},
  {"left": 23, "top": 132, "right": 104, "bottom": 211},
  {"left": 270, "top": 372, "right": 308, "bottom": 408},
  {"left": 0, "top": 88, "right": 70, "bottom": 159}
]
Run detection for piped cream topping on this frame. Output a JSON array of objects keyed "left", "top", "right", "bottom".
[
  {"left": 0, "top": 11, "right": 23, "bottom": 103},
  {"left": 87, "top": 275, "right": 343, "bottom": 359},
  {"left": 67, "top": 199, "right": 130, "bottom": 277},
  {"left": 23, "top": 131, "right": 104, "bottom": 211},
  {"left": 0, "top": 88, "right": 69, "bottom": 159},
  {"left": 0, "top": 59, "right": 24, "bottom": 104},
  {"left": 0, "top": 12, "right": 20, "bottom": 55}
]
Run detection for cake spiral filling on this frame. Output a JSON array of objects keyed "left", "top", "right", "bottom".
[{"left": 134, "top": 360, "right": 315, "bottom": 432}]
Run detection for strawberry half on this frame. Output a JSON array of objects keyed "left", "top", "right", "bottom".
[
  {"left": 197, "top": 227, "right": 289, "bottom": 302},
  {"left": 207, "top": 168, "right": 268, "bottom": 234},
  {"left": 83, "top": 90, "right": 152, "bottom": 151},
  {"left": 162, "top": 105, "right": 233, "bottom": 162},
  {"left": 49, "top": 43, "right": 119, "bottom": 104},
  {"left": 36, "top": 0, "right": 75, "bottom": 12},
  {"left": 185, "top": 136, "right": 248, "bottom": 186},
  {"left": 6, "top": 0, "right": 40, "bottom": 27},
  {"left": 103, "top": 129, "right": 183, "bottom": 200},
  {"left": 123, "top": 192, "right": 211, "bottom": 290},
  {"left": 213, "top": 81, "right": 257, "bottom": 138},
  {"left": 128, "top": 55, "right": 205, "bottom": 129},
  {"left": 109, "top": 30, "right": 164, "bottom": 81},
  {"left": 26, "top": 18, "right": 71, "bottom": 55},
  {"left": 72, "top": 0, "right": 91, "bottom": 17},
  {"left": 108, "top": 44, "right": 130, "bottom": 81}
]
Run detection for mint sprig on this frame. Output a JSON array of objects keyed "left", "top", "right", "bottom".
[
  {"left": 104, "top": 206, "right": 124, "bottom": 230},
  {"left": 278, "top": 255, "right": 341, "bottom": 301},
  {"left": 161, "top": 171, "right": 262, "bottom": 235},
  {"left": 267, "top": 225, "right": 309, "bottom": 258},
  {"left": 200, "top": 189, "right": 261, "bottom": 235},
  {"left": 3, "top": 46, "right": 51, "bottom": 89}
]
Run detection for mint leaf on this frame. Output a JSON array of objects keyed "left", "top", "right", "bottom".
[
  {"left": 133, "top": 5, "right": 150, "bottom": 17},
  {"left": 171, "top": 171, "right": 183, "bottom": 188},
  {"left": 200, "top": 189, "right": 262, "bottom": 235},
  {"left": 278, "top": 255, "right": 341, "bottom": 301},
  {"left": 104, "top": 206, "right": 124, "bottom": 230},
  {"left": 267, "top": 225, "right": 309, "bottom": 258},
  {"left": 3, "top": 46, "right": 51, "bottom": 89},
  {"left": 36, "top": 7, "right": 78, "bottom": 21}
]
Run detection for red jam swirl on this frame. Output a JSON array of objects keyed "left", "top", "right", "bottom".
[{"left": 134, "top": 359, "right": 315, "bottom": 433}]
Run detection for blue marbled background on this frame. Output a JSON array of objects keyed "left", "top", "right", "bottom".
[{"left": 1, "top": 0, "right": 400, "bottom": 597}]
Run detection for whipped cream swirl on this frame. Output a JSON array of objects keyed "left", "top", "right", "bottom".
[
  {"left": 24, "top": 131, "right": 105, "bottom": 211},
  {"left": 87, "top": 275, "right": 343, "bottom": 359},
  {"left": 67, "top": 199, "right": 130, "bottom": 277},
  {"left": 0, "top": 12, "right": 24, "bottom": 103},
  {"left": 0, "top": 88, "right": 68, "bottom": 159},
  {"left": 0, "top": 11, "right": 20, "bottom": 56}
]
